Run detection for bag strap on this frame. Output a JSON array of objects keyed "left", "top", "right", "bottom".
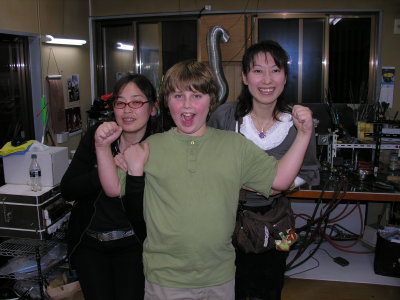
[
  {"left": 236, "top": 117, "right": 243, "bottom": 135},
  {"left": 237, "top": 117, "right": 249, "bottom": 205}
]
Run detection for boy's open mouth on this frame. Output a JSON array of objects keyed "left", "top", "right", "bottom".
[{"left": 182, "top": 113, "right": 195, "bottom": 121}]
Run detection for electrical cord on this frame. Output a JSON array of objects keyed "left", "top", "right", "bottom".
[
  {"left": 287, "top": 216, "right": 329, "bottom": 271},
  {"left": 288, "top": 172, "right": 375, "bottom": 274},
  {"left": 287, "top": 173, "right": 349, "bottom": 270},
  {"left": 318, "top": 247, "right": 335, "bottom": 259},
  {"left": 285, "top": 256, "right": 320, "bottom": 277}
]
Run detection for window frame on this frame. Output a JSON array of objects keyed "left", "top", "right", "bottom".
[
  {"left": 252, "top": 12, "right": 379, "bottom": 104},
  {"left": 93, "top": 16, "right": 198, "bottom": 97}
]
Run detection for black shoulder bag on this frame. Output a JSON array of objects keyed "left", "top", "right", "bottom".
[{"left": 232, "top": 118, "right": 297, "bottom": 253}]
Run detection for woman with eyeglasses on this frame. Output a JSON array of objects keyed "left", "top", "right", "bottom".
[{"left": 60, "top": 74, "right": 160, "bottom": 300}]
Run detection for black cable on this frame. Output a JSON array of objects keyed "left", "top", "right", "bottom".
[
  {"left": 286, "top": 179, "right": 331, "bottom": 269},
  {"left": 318, "top": 247, "right": 334, "bottom": 259},
  {"left": 287, "top": 218, "right": 329, "bottom": 271},
  {"left": 197, "top": 7, "right": 205, "bottom": 19},
  {"left": 287, "top": 174, "right": 349, "bottom": 270},
  {"left": 285, "top": 256, "right": 320, "bottom": 277}
]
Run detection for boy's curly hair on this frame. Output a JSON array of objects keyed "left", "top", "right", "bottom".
[{"left": 159, "top": 60, "right": 220, "bottom": 116}]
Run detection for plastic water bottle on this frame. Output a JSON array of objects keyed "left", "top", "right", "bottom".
[{"left": 29, "top": 154, "right": 42, "bottom": 192}]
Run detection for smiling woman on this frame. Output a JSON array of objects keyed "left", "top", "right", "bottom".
[
  {"left": 208, "top": 40, "right": 320, "bottom": 300},
  {"left": 60, "top": 73, "right": 160, "bottom": 300}
]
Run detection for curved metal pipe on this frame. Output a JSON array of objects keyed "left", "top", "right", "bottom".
[{"left": 206, "top": 26, "right": 230, "bottom": 104}]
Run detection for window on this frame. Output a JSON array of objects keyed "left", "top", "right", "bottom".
[
  {"left": 256, "top": 13, "right": 378, "bottom": 104},
  {"left": 94, "top": 18, "right": 197, "bottom": 96},
  {"left": 95, "top": 21, "right": 135, "bottom": 95}
]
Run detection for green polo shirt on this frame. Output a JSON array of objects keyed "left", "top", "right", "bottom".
[{"left": 143, "top": 127, "right": 277, "bottom": 288}]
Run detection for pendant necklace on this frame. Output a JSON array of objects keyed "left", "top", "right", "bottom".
[{"left": 252, "top": 113, "right": 270, "bottom": 139}]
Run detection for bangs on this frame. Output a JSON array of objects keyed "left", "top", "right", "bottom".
[
  {"left": 159, "top": 60, "right": 219, "bottom": 112},
  {"left": 164, "top": 68, "right": 213, "bottom": 95}
]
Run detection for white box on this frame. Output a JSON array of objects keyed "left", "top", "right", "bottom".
[{"left": 2, "top": 147, "right": 68, "bottom": 187}]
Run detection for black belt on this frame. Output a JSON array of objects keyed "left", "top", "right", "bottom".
[{"left": 86, "top": 229, "right": 134, "bottom": 242}]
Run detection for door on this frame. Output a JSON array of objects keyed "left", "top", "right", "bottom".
[{"left": 0, "top": 33, "right": 34, "bottom": 186}]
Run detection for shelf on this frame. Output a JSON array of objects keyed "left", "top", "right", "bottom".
[
  {"left": 0, "top": 238, "right": 58, "bottom": 258},
  {"left": 0, "top": 238, "right": 66, "bottom": 282},
  {"left": 0, "top": 230, "right": 67, "bottom": 284},
  {"left": 334, "top": 143, "right": 400, "bottom": 150}
]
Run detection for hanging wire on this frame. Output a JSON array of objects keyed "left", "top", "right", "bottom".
[{"left": 46, "top": 48, "right": 61, "bottom": 76}]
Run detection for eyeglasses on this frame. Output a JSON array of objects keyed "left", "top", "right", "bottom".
[{"left": 113, "top": 100, "right": 150, "bottom": 109}]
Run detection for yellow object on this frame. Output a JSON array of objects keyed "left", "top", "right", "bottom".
[
  {"left": 0, "top": 140, "right": 35, "bottom": 157},
  {"left": 357, "top": 122, "right": 374, "bottom": 141}
]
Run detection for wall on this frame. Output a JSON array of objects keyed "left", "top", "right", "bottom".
[
  {"left": 0, "top": 0, "right": 90, "bottom": 151},
  {"left": 0, "top": 0, "right": 399, "bottom": 149},
  {"left": 91, "top": 0, "right": 400, "bottom": 114}
]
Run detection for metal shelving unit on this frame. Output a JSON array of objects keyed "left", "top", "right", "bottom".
[
  {"left": 331, "top": 133, "right": 400, "bottom": 168},
  {"left": 0, "top": 238, "right": 58, "bottom": 259},
  {"left": 0, "top": 233, "right": 67, "bottom": 299}
]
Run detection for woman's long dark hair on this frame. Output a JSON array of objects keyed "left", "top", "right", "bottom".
[
  {"left": 112, "top": 73, "right": 157, "bottom": 105},
  {"left": 111, "top": 73, "right": 162, "bottom": 134},
  {"left": 235, "top": 40, "right": 292, "bottom": 121}
]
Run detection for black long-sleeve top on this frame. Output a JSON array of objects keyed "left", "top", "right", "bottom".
[{"left": 60, "top": 125, "right": 147, "bottom": 254}]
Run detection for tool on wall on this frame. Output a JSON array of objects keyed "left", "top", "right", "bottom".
[{"left": 207, "top": 26, "right": 230, "bottom": 104}]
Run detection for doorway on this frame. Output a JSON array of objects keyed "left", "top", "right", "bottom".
[{"left": 0, "top": 33, "right": 34, "bottom": 186}]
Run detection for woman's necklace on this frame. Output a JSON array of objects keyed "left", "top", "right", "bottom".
[{"left": 251, "top": 113, "right": 272, "bottom": 139}]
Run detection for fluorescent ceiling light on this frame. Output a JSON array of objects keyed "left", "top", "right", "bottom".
[
  {"left": 117, "top": 42, "right": 134, "bottom": 51},
  {"left": 44, "top": 35, "right": 86, "bottom": 46}
]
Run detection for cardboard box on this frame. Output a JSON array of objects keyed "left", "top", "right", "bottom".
[
  {"left": 2, "top": 147, "right": 68, "bottom": 187},
  {"left": 47, "top": 281, "right": 84, "bottom": 300}
]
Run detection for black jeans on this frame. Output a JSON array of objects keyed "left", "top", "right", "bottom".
[
  {"left": 235, "top": 205, "right": 287, "bottom": 300},
  {"left": 235, "top": 248, "right": 288, "bottom": 300},
  {"left": 71, "top": 234, "right": 144, "bottom": 300}
]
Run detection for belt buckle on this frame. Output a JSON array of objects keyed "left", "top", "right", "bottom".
[
  {"left": 98, "top": 233, "right": 108, "bottom": 242},
  {"left": 101, "top": 231, "right": 116, "bottom": 242}
]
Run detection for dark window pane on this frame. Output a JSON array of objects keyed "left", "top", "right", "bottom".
[
  {"left": 303, "top": 18, "right": 324, "bottom": 103},
  {"left": 258, "top": 19, "right": 299, "bottom": 102},
  {"left": 103, "top": 24, "right": 134, "bottom": 93},
  {"left": 137, "top": 23, "right": 161, "bottom": 90},
  {"left": 162, "top": 20, "right": 197, "bottom": 74},
  {"left": 329, "top": 18, "right": 371, "bottom": 103}
]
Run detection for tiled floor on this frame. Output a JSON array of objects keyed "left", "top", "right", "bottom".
[
  {"left": 282, "top": 277, "right": 400, "bottom": 300},
  {"left": 285, "top": 242, "right": 400, "bottom": 287}
]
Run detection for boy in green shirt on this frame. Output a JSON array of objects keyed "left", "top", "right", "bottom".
[{"left": 106, "top": 61, "right": 313, "bottom": 300}]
